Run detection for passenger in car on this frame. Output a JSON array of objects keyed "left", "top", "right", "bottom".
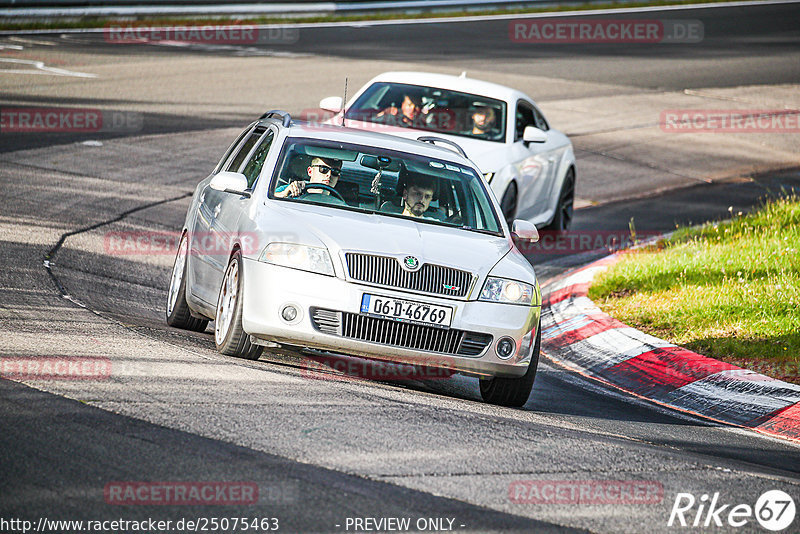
[
  {"left": 401, "top": 173, "right": 437, "bottom": 218},
  {"left": 275, "top": 157, "right": 342, "bottom": 198},
  {"left": 470, "top": 106, "right": 498, "bottom": 138},
  {"left": 376, "top": 93, "right": 426, "bottom": 127}
]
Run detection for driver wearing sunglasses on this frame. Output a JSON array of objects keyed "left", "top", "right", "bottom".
[{"left": 275, "top": 157, "right": 342, "bottom": 198}]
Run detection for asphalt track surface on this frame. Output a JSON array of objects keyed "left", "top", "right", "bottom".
[{"left": 1, "top": 3, "right": 800, "bottom": 533}]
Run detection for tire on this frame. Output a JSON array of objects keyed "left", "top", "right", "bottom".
[
  {"left": 543, "top": 168, "right": 575, "bottom": 232},
  {"left": 500, "top": 182, "right": 518, "bottom": 227},
  {"left": 166, "top": 233, "right": 209, "bottom": 333},
  {"left": 479, "top": 326, "right": 541, "bottom": 407},
  {"left": 214, "top": 250, "right": 263, "bottom": 360}
]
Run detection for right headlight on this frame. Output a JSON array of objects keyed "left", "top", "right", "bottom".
[
  {"left": 258, "top": 243, "right": 334, "bottom": 276},
  {"left": 479, "top": 277, "right": 533, "bottom": 305}
]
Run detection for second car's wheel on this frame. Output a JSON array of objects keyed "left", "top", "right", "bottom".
[
  {"left": 543, "top": 168, "right": 575, "bottom": 232},
  {"left": 479, "top": 325, "right": 541, "bottom": 407},
  {"left": 166, "top": 233, "right": 209, "bottom": 333},
  {"left": 500, "top": 182, "right": 518, "bottom": 226},
  {"left": 214, "top": 250, "right": 263, "bottom": 360}
]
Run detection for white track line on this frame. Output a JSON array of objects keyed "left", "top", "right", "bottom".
[{"left": 0, "top": 58, "right": 97, "bottom": 78}]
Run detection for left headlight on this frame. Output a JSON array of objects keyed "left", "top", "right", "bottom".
[
  {"left": 479, "top": 277, "right": 533, "bottom": 305},
  {"left": 258, "top": 243, "right": 334, "bottom": 276}
]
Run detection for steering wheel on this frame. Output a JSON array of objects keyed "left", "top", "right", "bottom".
[
  {"left": 301, "top": 183, "right": 346, "bottom": 203},
  {"left": 445, "top": 214, "right": 464, "bottom": 226}
]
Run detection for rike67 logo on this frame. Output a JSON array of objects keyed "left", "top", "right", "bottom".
[{"left": 668, "top": 490, "right": 795, "bottom": 531}]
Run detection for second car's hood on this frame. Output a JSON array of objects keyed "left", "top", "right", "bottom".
[{"left": 262, "top": 201, "right": 512, "bottom": 280}]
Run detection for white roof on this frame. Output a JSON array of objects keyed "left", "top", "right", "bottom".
[
  {"left": 282, "top": 121, "right": 474, "bottom": 165},
  {"left": 367, "top": 71, "right": 529, "bottom": 104}
]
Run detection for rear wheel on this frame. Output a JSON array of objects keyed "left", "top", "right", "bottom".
[
  {"left": 543, "top": 168, "right": 575, "bottom": 231},
  {"left": 500, "top": 182, "right": 518, "bottom": 227},
  {"left": 166, "top": 234, "right": 209, "bottom": 332},
  {"left": 215, "top": 251, "right": 263, "bottom": 360},
  {"left": 479, "top": 326, "right": 541, "bottom": 407}
]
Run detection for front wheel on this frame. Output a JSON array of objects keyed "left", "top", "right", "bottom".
[
  {"left": 166, "top": 233, "right": 209, "bottom": 333},
  {"left": 543, "top": 168, "right": 575, "bottom": 232},
  {"left": 479, "top": 326, "right": 541, "bottom": 407},
  {"left": 214, "top": 251, "right": 263, "bottom": 360}
]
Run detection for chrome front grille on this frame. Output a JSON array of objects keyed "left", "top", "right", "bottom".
[
  {"left": 345, "top": 253, "right": 472, "bottom": 298},
  {"left": 310, "top": 308, "right": 492, "bottom": 357}
]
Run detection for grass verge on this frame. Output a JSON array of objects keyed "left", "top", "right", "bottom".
[
  {"left": 588, "top": 194, "right": 800, "bottom": 384},
  {"left": 1, "top": 0, "right": 742, "bottom": 32}
]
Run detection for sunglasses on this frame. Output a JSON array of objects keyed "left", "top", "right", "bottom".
[{"left": 311, "top": 165, "right": 341, "bottom": 177}]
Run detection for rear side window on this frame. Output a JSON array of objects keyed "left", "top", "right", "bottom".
[
  {"left": 241, "top": 130, "right": 275, "bottom": 187},
  {"left": 532, "top": 105, "right": 549, "bottom": 131},
  {"left": 226, "top": 127, "right": 267, "bottom": 173},
  {"left": 214, "top": 127, "right": 251, "bottom": 173},
  {"left": 515, "top": 102, "right": 536, "bottom": 141}
]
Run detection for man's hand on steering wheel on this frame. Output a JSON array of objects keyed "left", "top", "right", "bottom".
[{"left": 301, "top": 183, "right": 346, "bottom": 202}]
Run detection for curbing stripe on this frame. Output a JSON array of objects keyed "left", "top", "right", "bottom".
[
  {"left": 573, "top": 327, "right": 676, "bottom": 373},
  {"left": 541, "top": 253, "right": 800, "bottom": 443},
  {"left": 545, "top": 314, "right": 626, "bottom": 349},
  {"left": 755, "top": 403, "right": 800, "bottom": 441},
  {"left": 597, "top": 347, "right": 738, "bottom": 398}
]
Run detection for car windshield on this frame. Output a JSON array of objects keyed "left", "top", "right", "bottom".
[
  {"left": 269, "top": 138, "right": 503, "bottom": 235},
  {"left": 344, "top": 82, "right": 507, "bottom": 143}
]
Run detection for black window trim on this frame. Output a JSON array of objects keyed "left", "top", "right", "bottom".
[
  {"left": 214, "top": 124, "right": 254, "bottom": 174},
  {"left": 241, "top": 126, "right": 278, "bottom": 190},
  {"left": 514, "top": 99, "right": 535, "bottom": 142}
]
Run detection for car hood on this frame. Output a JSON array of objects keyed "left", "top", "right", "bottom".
[
  {"left": 263, "top": 201, "right": 512, "bottom": 279},
  {"left": 342, "top": 118, "right": 506, "bottom": 174}
]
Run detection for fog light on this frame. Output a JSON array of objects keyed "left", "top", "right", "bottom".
[
  {"left": 496, "top": 337, "right": 516, "bottom": 360},
  {"left": 281, "top": 305, "right": 298, "bottom": 322}
]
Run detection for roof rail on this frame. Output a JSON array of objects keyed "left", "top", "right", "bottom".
[
  {"left": 416, "top": 136, "right": 468, "bottom": 158},
  {"left": 260, "top": 110, "right": 292, "bottom": 127}
]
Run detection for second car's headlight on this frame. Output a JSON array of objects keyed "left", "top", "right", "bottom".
[
  {"left": 258, "top": 243, "right": 334, "bottom": 276},
  {"left": 479, "top": 277, "right": 533, "bottom": 305}
]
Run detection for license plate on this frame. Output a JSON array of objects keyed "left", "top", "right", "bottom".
[{"left": 360, "top": 294, "right": 453, "bottom": 328}]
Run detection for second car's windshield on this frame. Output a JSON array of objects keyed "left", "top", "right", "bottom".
[
  {"left": 269, "top": 138, "right": 503, "bottom": 235},
  {"left": 344, "top": 82, "right": 507, "bottom": 143}
]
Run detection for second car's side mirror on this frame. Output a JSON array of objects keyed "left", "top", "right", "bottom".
[
  {"left": 210, "top": 171, "right": 251, "bottom": 198},
  {"left": 319, "top": 96, "right": 343, "bottom": 113},
  {"left": 511, "top": 219, "right": 539, "bottom": 243},
  {"left": 522, "top": 126, "right": 547, "bottom": 144}
]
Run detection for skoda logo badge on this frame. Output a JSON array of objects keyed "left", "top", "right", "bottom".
[{"left": 402, "top": 256, "right": 420, "bottom": 271}]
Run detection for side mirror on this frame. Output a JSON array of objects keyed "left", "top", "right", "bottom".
[
  {"left": 522, "top": 126, "right": 547, "bottom": 144},
  {"left": 512, "top": 219, "right": 539, "bottom": 243},
  {"left": 210, "top": 171, "right": 251, "bottom": 198},
  {"left": 319, "top": 96, "right": 343, "bottom": 113}
]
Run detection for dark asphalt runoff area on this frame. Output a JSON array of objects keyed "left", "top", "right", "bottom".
[{"left": 1, "top": 2, "right": 799, "bottom": 533}]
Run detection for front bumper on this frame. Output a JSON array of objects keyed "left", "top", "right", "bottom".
[{"left": 241, "top": 258, "right": 541, "bottom": 378}]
